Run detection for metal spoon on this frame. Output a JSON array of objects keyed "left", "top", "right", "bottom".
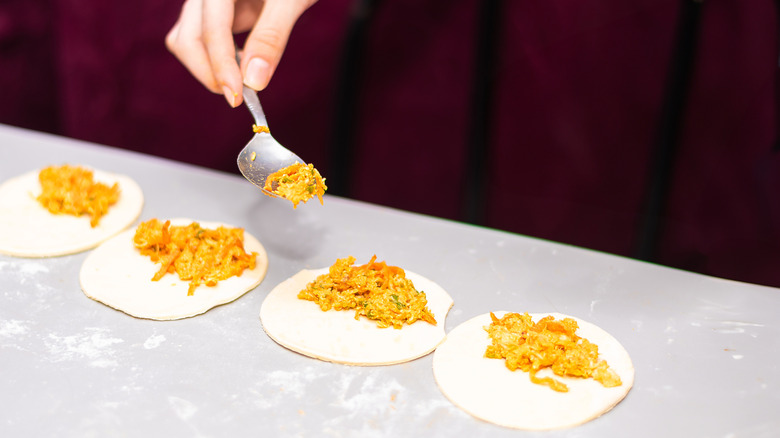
[{"left": 235, "top": 73, "right": 304, "bottom": 197}]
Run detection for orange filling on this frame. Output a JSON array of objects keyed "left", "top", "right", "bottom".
[
  {"left": 252, "top": 124, "right": 270, "bottom": 134},
  {"left": 485, "top": 312, "right": 622, "bottom": 392},
  {"left": 264, "top": 162, "right": 326, "bottom": 208},
  {"left": 36, "top": 165, "right": 119, "bottom": 227},
  {"left": 133, "top": 219, "right": 257, "bottom": 295},
  {"left": 297, "top": 255, "right": 436, "bottom": 329}
]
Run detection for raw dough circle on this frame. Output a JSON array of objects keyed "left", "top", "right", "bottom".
[
  {"left": 433, "top": 311, "right": 634, "bottom": 430},
  {"left": 0, "top": 168, "right": 144, "bottom": 257},
  {"left": 260, "top": 268, "right": 454, "bottom": 365},
  {"left": 80, "top": 218, "right": 269, "bottom": 320}
]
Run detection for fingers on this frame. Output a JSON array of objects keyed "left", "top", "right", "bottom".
[
  {"left": 166, "top": 0, "right": 243, "bottom": 107},
  {"left": 202, "top": 0, "right": 243, "bottom": 107},
  {"left": 166, "top": 0, "right": 318, "bottom": 104},
  {"left": 166, "top": 0, "right": 222, "bottom": 94},
  {"left": 240, "top": 0, "right": 317, "bottom": 91}
]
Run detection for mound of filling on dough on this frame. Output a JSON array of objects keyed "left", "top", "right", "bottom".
[
  {"left": 263, "top": 162, "right": 326, "bottom": 208},
  {"left": 133, "top": 219, "right": 257, "bottom": 295},
  {"left": 36, "top": 165, "right": 120, "bottom": 227},
  {"left": 485, "top": 312, "right": 622, "bottom": 392},
  {"left": 297, "top": 255, "right": 437, "bottom": 329}
]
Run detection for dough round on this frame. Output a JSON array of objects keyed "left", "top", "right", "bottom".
[
  {"left": 432, "top": 311, "right": 634, "bottom": 430},
  {"left": 80, "top": 219, "right": 269, "bottom": 320},
  {"left": 0, "top": 168, "right": 144, "bottom": 257},
  {"left": 260, "top": 268, "right": 454, "bottom": 365}
]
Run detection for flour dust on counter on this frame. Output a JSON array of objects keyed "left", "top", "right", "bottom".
[
  {"left": 80, "top": 218, "right": 269, "bottom": 320},
  {"left": 43, "top": 326, "right": 125, "bottom": 368},
  {"left": 432, "top": 311, "right": 634, "bottom": 430},
  {"left": 0, "top": 167, "right": 144, "bottom": 257},
  {"left": 260, "top": 267, "right": 454, "bottom": 365}
]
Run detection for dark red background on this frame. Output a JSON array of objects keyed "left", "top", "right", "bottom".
[{"left": 2, "top": 0, "right": 778, "bottom": 287}]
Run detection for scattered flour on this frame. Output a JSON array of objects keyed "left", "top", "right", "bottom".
[
  {"left": 0, "top": 260, "right": 49, "bottom": 275},
  {"left": 251, "top": 366, "right": 329, "bottom": 409},
  {"left": 323, "top": 369, "right": 462, "bottom": 436},
  {"left": 168, "top": 396, "right": 198, "bottom": 420},
  {"left": 0, "top": 319, "right": 30, "bottom": 337},
  {"left": 1, "top": 260, "right": 57, "bottom": 294},
  {"left": 45, "top": 327, "right": 124, "bottom": 368},
  {"left": 18, "top": 261, "right": 49, "bottom": 276},
  {"left": 273, "top": 367, "right": 325, "bottom": 395},
  {"left": 334, "top": 373, "right": 405, "bottom": 413},
  {"left": 143, "top": 334, "right": 166, "bottom": 349}
]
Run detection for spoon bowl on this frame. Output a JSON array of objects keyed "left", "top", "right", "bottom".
[{"left": 236, "top": 83, "right": 304, "bottom": 197}]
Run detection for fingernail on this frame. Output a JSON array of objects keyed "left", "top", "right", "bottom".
[
  {"left": 222, "top": 85, "right": 239, "bottom": 107},
  {"left": 245, "top": 57, "right": 270, "bottom": 90}
]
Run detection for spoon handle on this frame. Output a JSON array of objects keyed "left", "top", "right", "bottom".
[
  {"left": 235, "top": 50, "right": 268, "bottom": 127},
  {"left": 242, "top": 85, "right": 268, "bottom": 127}
]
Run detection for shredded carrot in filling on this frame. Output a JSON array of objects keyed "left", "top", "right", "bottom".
[
  {"left": 36, "top": 165, "right": 119, "bottom": 227},
  {"left": 485, "top": 312, "right": 622, "bottom": 392},
  {"left": 263, "top": 162, "right": 326, "bottom": 208},
  {"left": 133, "top": 219, "right": 257, "bottom": 296},
  {"left": 297, "top": 255, "right": 436, "bottom": 329}
]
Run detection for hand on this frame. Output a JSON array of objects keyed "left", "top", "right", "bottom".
[{"left": 166, "top": 0, "right": 318, "bottom": 107}]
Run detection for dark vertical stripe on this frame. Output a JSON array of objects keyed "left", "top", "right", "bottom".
[
  {"left": 774, "top": 0, "right": 780, "bottom": 153},
  {"left": 634, "top": 0, "right": 703, "bottom": 261},
  {"left": 328, "top": 0, "right": 379, "bottom": 197},
  {"left": 463, "top": 0, "right": 502, "bottom": 225}
]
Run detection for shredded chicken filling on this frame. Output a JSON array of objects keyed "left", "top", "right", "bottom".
[
  {"left": 36, "top": 165, "right": 119, "bottom": 227},
  {"left": 264, "top": 162, "right": 326, "bottom": 208},
  {"left": 297, "top": 255, "right": 436, "bottom": 329},
  {"left": 485, "top": 312, "right": 622, "bottom": 392},
  {"left": 133, "top": 219, "right": 257, "bottom": 295}
]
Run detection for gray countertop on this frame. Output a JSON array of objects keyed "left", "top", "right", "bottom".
[{"left": 1, "top": 124, "right": 778, "bottom": 437}]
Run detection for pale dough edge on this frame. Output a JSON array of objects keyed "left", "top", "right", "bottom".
[
  {"left": 260, "top": 267, "right": 454, "bottom": 366},
  {"left": 262, "top": 323, "right": 449, "bottom": 367},
  {"left": 80, "top": 218, "right": 269, "bottom": 320},
  {"left": 432, "top": 311, "right": 635, "bottom": 431},
  {"left": 0, "top": 169, "right": 145, "bottom": 257}
]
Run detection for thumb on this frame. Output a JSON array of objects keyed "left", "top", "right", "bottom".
[{"left": 241, "top": 0, "right": 314, "bottom": 91}]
